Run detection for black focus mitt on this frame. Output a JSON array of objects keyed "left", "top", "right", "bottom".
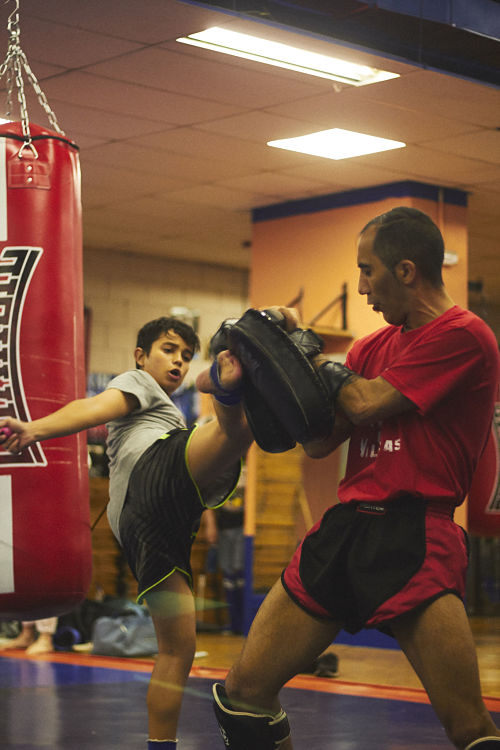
[{"left": 226, "top": 309, "right": 334, "bottom": 452}]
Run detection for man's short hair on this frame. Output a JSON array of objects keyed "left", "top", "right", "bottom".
[
  {"left": 361, "top": 206, "right": 445, "bottom": 286},
  {"left": 136, "top": 317, "right": 200, "bottom": 364}
]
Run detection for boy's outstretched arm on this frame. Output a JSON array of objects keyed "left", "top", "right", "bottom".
[{"left": 0, "top": 388, "right": 138, "bottom": 454}]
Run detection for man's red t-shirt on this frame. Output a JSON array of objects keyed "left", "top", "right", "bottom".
[{"left": 338, "top": 306, "right": 500, "bottom": 507}]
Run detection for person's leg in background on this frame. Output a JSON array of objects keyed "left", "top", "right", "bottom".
[
  {"left": 219, "top": 526, "right": 245, "bottom": 635},
  {"left": 26, "top": 617, "right": 58, "bottom": 655},
  {"left": 0, "top": 617, "right": 57, "bottom": 654}
]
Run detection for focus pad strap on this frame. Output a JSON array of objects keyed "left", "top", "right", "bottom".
[
  {"left": 228, "top": 309, "right": 333, "bottom": 445},
  {"left": 317, "top": 360, "right": 357, "bottom": 402},
  {"left": 210, "top": 318, "right": 239, "bottom": 357},
  {"left": 212, "top": 683, "right": 290, "bottom": 750}
]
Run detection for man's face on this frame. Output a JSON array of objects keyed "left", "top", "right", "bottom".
[
  {"left": 357, "top": 225, "right": 409, "bottom": 327},
  {"left": 135, "top": 330, "right": 193, "bottom": 395}
]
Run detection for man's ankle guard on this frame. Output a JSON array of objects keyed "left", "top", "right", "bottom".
[{"left": 212, "top": 683, "right": 290, "bottom": 749}]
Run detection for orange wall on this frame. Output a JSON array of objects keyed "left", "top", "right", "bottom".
[
  {"left": 250, "top": 195, "right": 467, "bottom": 331},
  {"left": 248, "top": 187, "right": 469, "bottom": 530}
]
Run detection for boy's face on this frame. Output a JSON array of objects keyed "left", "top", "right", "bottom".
[{"left": 135, "top": 330, "right": 194, "bottom": 396}]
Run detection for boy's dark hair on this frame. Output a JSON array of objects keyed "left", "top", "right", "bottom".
[
  {"left": 135, "top": 317, "right": 200, "bottom": 368},
  {"left": 361, "top": 206, "right": 445, "bottom": 287}
]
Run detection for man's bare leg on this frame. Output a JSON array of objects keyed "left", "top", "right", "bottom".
[
  {"left": 393, "top": 594, "right": 500, "bottom": 749},
  {"left": 223, "top": 579, "right": 343, "bottom": 749}
]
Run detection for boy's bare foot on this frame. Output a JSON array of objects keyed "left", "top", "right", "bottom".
[{"left": 196, "top": 351, "right": 243, "bottom": 395}]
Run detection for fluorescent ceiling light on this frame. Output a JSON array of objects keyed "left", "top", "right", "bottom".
[
  {"left": 177, "top": 27, "right": 399, "bottom": 86},
  {"left": 268, "top": 128, "right": 406, "bottom": 160}
]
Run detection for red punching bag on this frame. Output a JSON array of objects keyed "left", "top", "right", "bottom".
[
  {"left": 0, "top": 122, "right": 92, "bottom": 619},
  {"left": 468, "top": 397, "right": 500, "bottom": 537}
]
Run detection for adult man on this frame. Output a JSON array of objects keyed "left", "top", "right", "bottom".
[{"left": 213, "top": 207, "right": 500, "bottom": 750}]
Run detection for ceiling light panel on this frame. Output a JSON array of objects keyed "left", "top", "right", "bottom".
[
  {"left": 267, "top": 128, "right": 406, "bottom": 160},
  {"left": 177, "top": 27, "right": 399, "bottom": 86}
]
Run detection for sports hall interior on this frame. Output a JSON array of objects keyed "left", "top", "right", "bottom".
[{"left": 0, "top": 1, "right": 499, "bottom": 748}]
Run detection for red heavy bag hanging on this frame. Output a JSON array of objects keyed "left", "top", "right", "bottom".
[
  {"left": 468, "top": 397, "right": 500, "bottom": 537},
  {"left": 0, "top": 121, "right": 92, "bottom": 619}
]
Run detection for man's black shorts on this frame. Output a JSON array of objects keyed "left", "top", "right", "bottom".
[
  {"left": 282, "top": 496, "right": 468, "bottom": 634},
  {"left": 118, "top": 426, "right": 240, "bottom": 603}
]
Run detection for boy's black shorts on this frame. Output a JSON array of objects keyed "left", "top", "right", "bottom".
[{"left": 118, "top": 426, "right": 240, "bottom": 603}]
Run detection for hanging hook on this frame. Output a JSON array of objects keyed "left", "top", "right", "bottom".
[
  {"left": 5, "top": 0, "right": 20, "bottom": 40},
  {"left": 18, "top": 139, "right": 38, "bottom": 160},
  {"left": 4, "top": 0, "right": 19, "bottom": 25}
]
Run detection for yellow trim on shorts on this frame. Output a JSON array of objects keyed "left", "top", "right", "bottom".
[
  {"left": 184, "top": 423, "right": 242, "bottom": 509},
  {"left": 136, "top": 565, "right": 193, "bottom": 605},
  {"left": 158, "top": 429, "right": 188, "bottom": 440}
]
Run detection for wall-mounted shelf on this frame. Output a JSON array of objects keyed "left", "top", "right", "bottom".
[{"left": 312, "top": 325, "right": 353, "bottom": 341}]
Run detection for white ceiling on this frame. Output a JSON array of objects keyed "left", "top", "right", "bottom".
[{"left": 1, "top": 0, "right": 500, "bottom": 305}]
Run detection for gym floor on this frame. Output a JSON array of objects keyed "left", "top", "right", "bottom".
[{"left": 1, "top": 618, "right": 499, "bottom": 749}]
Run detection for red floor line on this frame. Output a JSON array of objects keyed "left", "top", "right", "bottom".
[
  {"left": 1, "top": 649, "right": 155, "bottom": 673},
  {"left": 3, "top": 649, "right": 500, "bottom": 712},
  {"left": 190, "top": 666, "right": 500, "bottom": 712}
]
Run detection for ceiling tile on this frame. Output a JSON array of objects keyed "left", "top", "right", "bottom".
[
  {"left": 80, "top": 161, "right": 195, "bottom": 208},
  {"left": 265, "top": 85, "right": 476, "bottom": 142},
  {"left": 139, "top": 127, "right": 303, "bottom": 170},
  {"left": 358, "top": 69, "right": 500, "bottom": 129},
  {"left": 41, "top": 72, "right": 246, "bottom": 126},
  {"left": 22, "top": 0, "right": 227, "bottom": 44},
  {"left": 281, "top": 160, "right": 408, "bottom": 190},
  {"left": 217, "top": 171, "right": 339, "bottom": 201},
  {"left": 364, "top": 145, "right": 500, "bottom": 186},
  {"left": 82, "top": 140, "right": 274, "bottom": 183},
  {"left": 422, "top": 129, "right": 500, "bottom": 165},
  {"left": 168, "top": 184, "right": 276, "bottom": 211},
  {"left": 35, "top": 99, "right": 167, "bottom": 141},
  {"left": 85, "top": 47, "right": 327, "bottom": 109},
  {"left": 18, "top": 15, "right": 142, "bottom": 68},
  {"left": 197, "top": 110, "right": 321, "bottom": 142}
]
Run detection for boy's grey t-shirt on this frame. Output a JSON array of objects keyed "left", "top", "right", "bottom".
[{"left": 105, "top": 369, "right": 186, "bottom": 542}]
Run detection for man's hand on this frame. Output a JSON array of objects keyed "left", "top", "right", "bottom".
[{"left": 261, "top": 306, "right": 302, "bottom": 332}]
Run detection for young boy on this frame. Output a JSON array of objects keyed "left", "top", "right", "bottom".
[{"left": 0, "top": 315, "right": 253, "bottom": 749}]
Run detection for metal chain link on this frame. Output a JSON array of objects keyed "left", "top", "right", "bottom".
[
  {"left": 0, "top": 1, "right": 66, "bottom": 137},
  {"left": 20, "top": 53, "right": 65, "bottom": 134}
]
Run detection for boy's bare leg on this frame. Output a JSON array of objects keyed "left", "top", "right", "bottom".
[
  {"left": 190, "top": 351, "right": 253, "bottom": 487},
  {"left": 392, "top": 594, "right": 500, "bottom": 749},
  {"left": 145, "top": 572, "right": 197, "bottom": 741}
]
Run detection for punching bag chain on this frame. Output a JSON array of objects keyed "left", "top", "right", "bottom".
[{"left": 0, "top": 0, "right": 65, "bottom": 145}]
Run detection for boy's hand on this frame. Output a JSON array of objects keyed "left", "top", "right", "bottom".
[{"left": 0, "top": 418, "right": 36, "bottom": 454}]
